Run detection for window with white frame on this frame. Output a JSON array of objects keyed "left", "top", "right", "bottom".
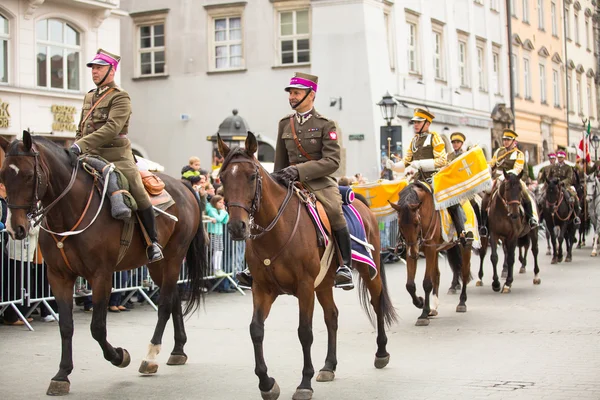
[
  {"left": 131, "top": 10, "right": 168, "bottom": 77},
  {"left": 0, "top": 13, "right": 8, "bottom": 83},
  {"left": 588, "top": 82, "right": 593, "bottom": 116},
  {"left": 574, "top": 12, "right": 579, "bottom": 44},
  {"left": 565, "top": 7, "right": 571, "bottom": 39},
  {"left": 523, "top": 0, "right": 530, "bottom": 22},
  {"left": 511, "top": 52, "right": 519, "bottom": 96},
  {"left": 510, "top": 0, "right": 517, "bottom": 17},
  {"left": 477, "top": 43, "right": 486, "bottom": 91},
  {"left": 567, "top": 75, "right": 573, "bottom": 110},
  {"left": 278, "top": 9, "right": 310, "bottom": 65},
  {"left": 213, "top": 16, "right": 243, "bottom": 70},
  {"left": 458, "top": 40, "right": 468, "bottom": 87},
  {"left": 36, "top": 19, "right": 80, "bottom": 90},
  {"left": 490, "top": 0, "right": 499, "bottom": 11},
  {"left": 523, "top": 58, "right": 531, "bottom": 99},
  {"left": 407, "top": 22, "right": 419, "bottom": 73},
  {"left": 576, "top": 77, "right": 582, "bottom": 114},
  {"left": 537, "top": 0, "right": 544, "bottom": 29},
  {"left": 492, "top": 47, "right": 501, "bottom": 94},
  {"left": 585, "top": 18, "right": 590, "bottom": 50},
  {"left": 432, "top": 25, "right": 445, "bottom": 80},
  {"left": 551, "top": 2, "right": 558, "bottom": 36},
  {"left": 552, "top": 69, "right": 560, "bottom": 107},
  {"left": 539, "top": 64, "right": 546, "bottom": 103}
]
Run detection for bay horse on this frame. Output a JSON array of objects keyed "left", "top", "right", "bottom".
[
  {"left": 542, "top": 177, "right": 576, "bottom": 264},
  {"left": 217, "top": 133, "right": 397, "bottom": 400},
  {"left": 479, "top": 171, "right": 540, "bottom": 293},
  {"left": 0, "top": 132, "right": 207, "bottom": 396},
  {"left": 390, "top": 181, "right": 472, "bottom": 326}
]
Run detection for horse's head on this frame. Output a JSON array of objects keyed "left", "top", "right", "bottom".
[
  {"left": 502, "top": 170, "right": 524, "bottom": 219},
  {"left": 546, "top": 176, "right": 561, "bottom": 199},
  {"left": 217, "top": 132, "right": 260, "bottom": 240},
  {"left": 0, "top": 131, "right": 46, "bottom": 239},
  {"left": 390, "top": 184, "right": 424, "bottom": 256}
]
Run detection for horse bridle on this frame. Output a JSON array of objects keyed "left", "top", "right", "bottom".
[
  {"left": 496, "top": 180, "right": 522, "bottom": 216},
  {"left": 398, "top": 203, "right": 440, "bottom": 260},
  {"left": 223, "top": 157, "right": 295, "bottom": 240}
]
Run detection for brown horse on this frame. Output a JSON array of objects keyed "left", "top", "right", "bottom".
[
  {"left": 217, "top": 133, "right": 397, "bottom": 400},
  {"left": 390, "top": 182, "right": 472, "bottom": 326},
  {"left": 0, "top": 132, "right": 207, "bottom": 396},
  {"left": 478, "top": 171, "right": 540, "bottom": 293}
]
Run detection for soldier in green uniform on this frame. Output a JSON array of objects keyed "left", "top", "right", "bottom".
[
  {"left": 387, "top": 108, "right": 471, "bottom": 243},
  {"left": 537, "top": 152, "right": 556, "bottom": 184},
  {"left": 550, "top": 150, "right": 581, "bottom": 225},
  {"left": 447, "top": 132, "right": 466, "bottom": 163},
  {"left": 236, "top": 72, "right": 354, "bottom": 290},
  {"left": 68, "top": 49, "right": 163, "bottom": 263}
]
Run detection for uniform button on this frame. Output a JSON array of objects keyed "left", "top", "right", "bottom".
[{"left": 299, "top": 154, "right": 302, "bottom": 158}]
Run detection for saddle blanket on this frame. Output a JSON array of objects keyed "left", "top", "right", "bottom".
[
  {"left": 306, "top": 202, "right": 378, "bottom": 280},
  {"left": 440, "top": 199, "right": 481, "bottom": 249}
]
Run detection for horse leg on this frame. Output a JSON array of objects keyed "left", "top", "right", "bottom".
[
  {"left": 502, "top": 241, "right": 516, "bottom": 293},
  {"left": 501, "top": 242, "right": 508, "bottom": 279},
  {"left": 565, "top": 224, "right": 574, "bottom": 262},
  {"left": 546, "top": 228, "right": 552, "bottom": 256},
  {"left": 448, "top": 254, "right": 460, "bottom": 295},
  {"left": 519, "top": 238, "right": 529, "bottom": 274},
  {"left": 167, "top": 288, "right": 188, "bottom": 365},
  {"left": 531, "top": 231, "right": 541, "bottom": 285},
  {"left": 250, "top": 288, "right": 279, "bottom": 399},
  {"left": 490, "top": 235, "right": 501, "bottom": 292},
  {"left": 293, "top": 283, "right": 316, "bottom": 400},
  {"left": 550, "top": 223, "right": 559, "bottom": 264},
  {"left": 46, "top": 270, "right": 76, "bottom": 396},
  {"left": 416, "top": 249, "right": 435, "bottom": 326},
  {"left": 477, "top": 236, "right": 488, "bottom": 286},
  {"left": 592, "top": 232, "right": 598, "bottom": 257},
  {"left": 557, "top": 225, "right": 565, "bottom": 263},
  {"left": 457, "top": 246, "right": 471, "bottom": 313},
  {"left": 429, "top": 256, "right": 440, "bottom": 316},
  {"left": 90, "top": 275, "right": 131, "bottom": 368},
  {"left": 315, "top": 289, "right": 337, "bottom": 382},
  {"left": 405, "top": 255, "right": 423, "bottom": 309}
]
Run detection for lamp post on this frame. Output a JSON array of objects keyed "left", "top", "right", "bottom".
[
  {"left": 376, "top": 92, "right": 398, "bottom": 179},
  {"left": 591, "top": 134, "right": 600, "bottom": 161}
]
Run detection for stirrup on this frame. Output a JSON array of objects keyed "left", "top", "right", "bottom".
[
  {"left": 146, "top": 242, "right": 164, "bottom": 263},
  {"left": 334, "top": 266, "right": 354, "bottom": 290},
  {"left": 236, "top": 269, "right": 253, "bottom": 288},
  {"left": 479, "top": 226, "right": 488, "bottom": 238},
  {"left": 573, "top": 216, "right": 581, "bottom": 226}
]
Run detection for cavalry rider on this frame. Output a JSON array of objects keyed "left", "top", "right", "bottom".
[
  {"left": 447, "top": 132, "right": 466, "bottom": 163},
  {"left": 550, "top": 150, "right": 581, "bottom": 225},
  {"left": 69, "top": 49, "right": 163, "bottom": 263},
  {"left": 488, "top": 129, "right": 537, "bottom": 228},
  {"left": 236, "top": 72, "right": 354, "bottom": 290},
  {"left": 537, "top": 152, "right": 556, "bottom": 184},
  {"left": 387, "top": 108, "right": 472, "bottom": 243}
]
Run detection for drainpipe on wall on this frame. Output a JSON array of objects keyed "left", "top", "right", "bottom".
[
  {"left": 563, "top": 0, "right": 571, "bottom": 147},
  {"left": 506, "top": 0, "right": 515, "bottom": 131}
]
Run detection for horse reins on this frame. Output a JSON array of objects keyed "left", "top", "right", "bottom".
[
  {"left": 545, "top": 185, "right": 573, "bottom": 222},
  {"left": 399, "top": 202, "right": 441, "bottom": 260}
]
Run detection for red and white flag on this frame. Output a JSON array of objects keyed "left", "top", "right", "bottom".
[{"left": 577, "top": 136, "right": 591, "bottom": 163}]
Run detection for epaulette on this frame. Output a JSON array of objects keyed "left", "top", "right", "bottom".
[
  {"left": 314, "top": 113, "right": 329, "bottom": 121},
  {"left": 280, "top": 113, "right": 294, "bottom": 122}
]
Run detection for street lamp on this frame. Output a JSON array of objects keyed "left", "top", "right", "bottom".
[
  {"left": 377, "top": 91, "right": 398, "bottom": 127},
  {"left": 590, "top": 134, "right": 600, "bottom": 161}
]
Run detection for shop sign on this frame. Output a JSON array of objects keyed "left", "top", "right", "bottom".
[
  {"left": 0, "top": 99, "right": 10, "bottom": 128},
  {"left": 51, "top": 105, "right": 77, "bottom": 132}
]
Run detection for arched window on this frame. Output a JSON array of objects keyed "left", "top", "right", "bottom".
[
  {"left": 0, "top": 13, "right": 9, "bottom": 83},
  {"left": 36, "top": 19, "right": 80, "bottom": 90}
]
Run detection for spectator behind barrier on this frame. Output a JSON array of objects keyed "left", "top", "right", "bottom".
[{"left": 181, "top": 156, "right": 202, "bottom": 180}]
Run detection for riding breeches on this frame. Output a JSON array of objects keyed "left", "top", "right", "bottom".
[{"left": 312, "top": 185, "right": 347, "bottom": 231}]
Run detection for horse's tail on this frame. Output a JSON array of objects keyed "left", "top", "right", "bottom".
[
  {"left": 182, "top": 182, "right": 209, "bottom": 316},
  {"left": 358, "top": 255, "right": 398, "bottom": 329}
]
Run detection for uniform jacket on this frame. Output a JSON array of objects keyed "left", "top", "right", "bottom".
[
  {"left": 447, "top": 149, "right": 464, "bottom": 163},
  {"left": 402, "top": 130, "right": 447, "bottom": 179},
  {"left": 537, "top": 164, "right": 554, "bottom": 183},
  {"left": 489, "top": 146, "right": 524, "bottom": 176},
  {"left": 274, "top": 109, "right": 340, "bottom": 191},
  {"left": 550, "top": 163, "right": 574, "bottom": 186}
]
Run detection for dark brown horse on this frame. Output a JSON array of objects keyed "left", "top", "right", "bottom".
[
  {"left": 0, "top": 132, "right": 207, "bottom": 396},
  {"left": 390, "top": 182, "right": 472, "bottom": 326},
  {"left": 542, "top": 177, "right": 576, "bottom": 264},
  {"left": 478, "top": 171, "right": 540, "bottom": 293},
  {"left": 217, "top": 133, "right": 397, "bottom": 400}
]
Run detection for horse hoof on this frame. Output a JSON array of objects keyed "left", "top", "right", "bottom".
[
  {"left": 558, "top": 257, "right": 563, "bottom": 263},
  {"left": 533, "top": 278, "right": 541, "bottom": 285},
  {"left": 476, "top": 281, "right": 483, "bottom": 287},
  {"left": 546, "top": 250, "right": 551, "bottom": 256},
  {"left": 138, "top": 360, "right": 159, "bottom": 375},
  {"left": 456, "top": 305, "right": 467, "bottom": 313},
  {"left": 591, "top": 252, "right": 597, "bottom": 257},
  {"left": 565, "top": 257, "right": 572, "bottom": 263},
  {"left": 428, "top": 309, "right": 438, "bottom": 317},
  {"left": 292, "top": 389, "right": 313, "bottom": 400},
  {"left": 167, "top": 354, "right": 188, "bottom": 365},
  {"left": 502, "top": 286, "right": 511, "bottom": 294},
  {"left": 117, "top": 348, "right": 131, "bottom": 368},
  {"left": 551, "top": 258, "right": 558, "bottom": 264},
  {"left": 46, "top": 380, "right": 70, "bottom": 396},
  {"left": 447, "top": 288, "right": 457, "bottom": 295},
  {"left": 519, "top": 267, "right": 526, "bottom": 274},
  {"left": 260, "top": 380, "right": 280, "bottom": 400},
  {"left": 316, "top": 370, "right": 335, "bottom": 382},
  {"left": 492, "top": 283, "right": 501, "bottom": 292},
  {"left": 374, "top": 355, "right": 390, "bottom": 369},
  {"left": 415, "top": 318, "right": 430, "bottom": 326}
]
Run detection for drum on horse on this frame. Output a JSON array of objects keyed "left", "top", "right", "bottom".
[
  {"left": 0, "top": 132, "right": 208, "bottom": 396},
  {"left": 541, "top": 177, "right": 577, "bottom": 264},
  {"left": 478, "top": 171, "right": 540, "bottom": 293},
  {"left": 585, "top": 174, "right": 600, "bottom": 256},
  {"left": 390, "top": 181, "right": 473, "bottom": 326},
  {"left": 217, "top": 133, "right": 397, "bottom": 400}
]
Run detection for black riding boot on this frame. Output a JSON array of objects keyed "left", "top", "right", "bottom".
[
  {"left": 333, "top": 226, "right": 354, "bottom": 290},
  {"left": 448, "top": 204, "right": 473, "bottom": 245},
  {"left": 137, "top": 207, "right": 164, "bottom": 263},
  {"left": 480, "top": 208, "right": 488, "bottom": 237},
  {"left": 522, "top": 200, "right": 538, "bottom": 228},
  {"left": 569, "top": 192, "right": 582, "bottom": 226},
  {"left": 470, "top": 199, "right": 486, "bottom": 237}
]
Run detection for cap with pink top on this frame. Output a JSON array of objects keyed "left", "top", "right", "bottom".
[
  {"left": 548, "top": 152, "right": 556, "bottom": 159},
  {"left": 86, "top": 48, "right": 121, "bottom": 71},
  {"left": 285, "top": 72, "right": 318, "bottom": 92},
  {"left": 557, "top": 150, "right": 567, "bottom": 158}
]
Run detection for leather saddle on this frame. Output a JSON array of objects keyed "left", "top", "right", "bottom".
[{"left": 294, "top": 183, "right": 331, "bottom": 247}]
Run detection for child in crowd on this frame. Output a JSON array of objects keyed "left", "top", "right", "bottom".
[
  {"left": 206, "top": 195, "right": 229, "bottom": 278},
  {"left": 181, "top": 156, "right": 202, "bottom": 179}
]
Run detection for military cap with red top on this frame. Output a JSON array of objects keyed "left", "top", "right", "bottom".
[
  {"left": 548, "top": 152, "right": 557, "bottom": 159},
  {"left": 557, "top": 150, "right": 567, "bottom": 158},
  {"left": 86, "top": 48, "right": 121, "bottom": 71},
  {"left": 285, "top": 72, "right": 318, "bottom": 92}
]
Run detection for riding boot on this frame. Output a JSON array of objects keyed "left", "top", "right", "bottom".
[
  {"left": 470, "top": 199, "right": 486, "bottom": 237},
  {"left": 522, "top": 200, "right": 538, "bottom": 229},
  {"left": 480, "top": 208, "right": 489, "bottom": 237},
  {"left": 333, "top": 226, "right": 354, "bottom": 290},
  {"left": 448, "top": 204, "right": 473, "bottom": 245},
  {"left": 236, "top": 268, "right": 253, "bottom": 288},
  {"left": 137, "top": 207, "right": 164, "bottom": 263},
  {"left": 571, "top": 195, "right": 581, "bottom": 226}
]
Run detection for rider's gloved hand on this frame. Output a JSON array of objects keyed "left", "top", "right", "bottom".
[
  {"left": 385, "top": 159, "right": 394, "bottom": 169},
  {"left": 410, "top": 160, "right": 422, "bottom": 169},
  {"left": 68, "top": 144, "right": 81, "bottom": 167},
  {"left": 271, "top": 166, "right": 299, "bottom": 186}
]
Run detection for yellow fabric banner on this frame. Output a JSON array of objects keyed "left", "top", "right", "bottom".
[
  {"left": 439, "top": 198, "right": 481, "bottom": 249},
  {"left": 352, "top": 179, "right": 409, "bottom": 218},
  {"left": 433, "top": 146, "right": 492, "bottom": 210}
]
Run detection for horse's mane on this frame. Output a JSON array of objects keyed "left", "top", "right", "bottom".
[
  {"left": 6, "top": 135, "right": 70, "bottom": 164},
  {"left": 397, "top": 182, "right": 429, "bottom": 225}
]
